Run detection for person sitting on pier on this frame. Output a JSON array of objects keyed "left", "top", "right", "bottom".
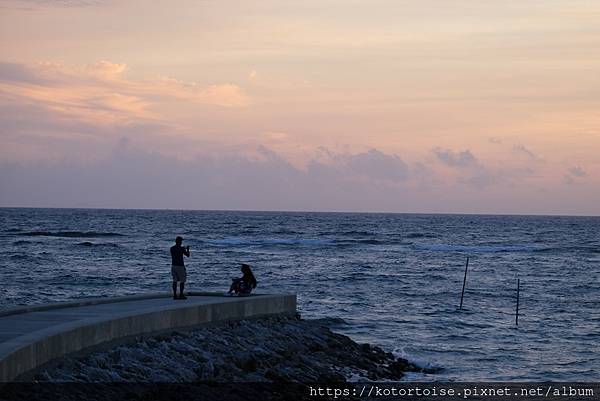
[{"left": 228, "top": 263, "right": 257, "bottom": 296}]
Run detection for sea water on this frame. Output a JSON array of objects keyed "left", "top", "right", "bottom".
[{"left": 1, "top": 208, "right": 598, "bottom": 381}]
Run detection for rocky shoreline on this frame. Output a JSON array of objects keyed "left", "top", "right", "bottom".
[{"left": 34, "top": 316, "right": 434, "bottom": 383}]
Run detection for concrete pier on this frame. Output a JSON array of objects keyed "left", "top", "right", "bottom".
[{"left": 0, "top": 292, "right": 297, "bottom": 381}]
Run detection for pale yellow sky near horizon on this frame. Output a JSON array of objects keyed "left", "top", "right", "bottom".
[{"left": 0, "top": 0, "right": 599, "bottom": 213}]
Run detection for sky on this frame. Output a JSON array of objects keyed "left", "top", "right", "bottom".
[{"left": 0, "top": 0, "right": 599, "bottom": 214}]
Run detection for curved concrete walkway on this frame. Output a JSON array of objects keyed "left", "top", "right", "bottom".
[{"left": 0, "top": 292, "right": 296, "bottom": 381}]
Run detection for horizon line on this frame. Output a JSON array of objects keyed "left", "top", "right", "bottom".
[{"left": 1, "top": 205, "right": 598, "bottom": 218}]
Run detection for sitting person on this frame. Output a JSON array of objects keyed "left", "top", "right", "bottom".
[{"left": 228, "top": 263, "right": 257, "bottom": 295}]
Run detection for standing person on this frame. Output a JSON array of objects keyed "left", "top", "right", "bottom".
[
  {"left": 170, "top": 236, "right": 190, "bottom": 300},
  {"left": 228, "top": 264, "right": 257, "bottom": 295}
]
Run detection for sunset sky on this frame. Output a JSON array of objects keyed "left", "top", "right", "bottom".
[{"left": 1, "top": 0, "right": 599, "bottom": 214}]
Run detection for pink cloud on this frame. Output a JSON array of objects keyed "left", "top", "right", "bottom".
[
  {"left": 0, "top": 60, "right": 252, "bottom": 128},
  {"left": 155, "top": 78, "right": 251, "bottom": 107}
]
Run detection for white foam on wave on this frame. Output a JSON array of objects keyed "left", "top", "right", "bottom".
[
  {"left": 206, "top": 237, "right": 334, "bottom": 247},
  {"left": 411, "top": 243, "right": 552, "bottom": 253},
  {"left": 391, "top": 346, "right": 442, "bottom": 374}
]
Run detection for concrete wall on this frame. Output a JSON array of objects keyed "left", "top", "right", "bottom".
[{"left": 0, "top": 294, "right": 296, "bottom": 382}]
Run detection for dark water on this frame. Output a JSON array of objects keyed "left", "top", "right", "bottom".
[{"left": 1, "top": 208, "right": 599, "bottom": 381}]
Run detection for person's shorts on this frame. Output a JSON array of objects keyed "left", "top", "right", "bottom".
[{"left": 171, "top": 265, "right": 187, "bottom": 282}]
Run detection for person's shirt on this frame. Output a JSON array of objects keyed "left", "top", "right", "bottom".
[
  {"left": 170, "top": 244, "right": 188, "bottom": 266},
  {"left": 242, "top": 272, "right": 257, "bottom": 288}
]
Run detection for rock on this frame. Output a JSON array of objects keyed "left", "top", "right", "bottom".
[
  {"left": 37, "top": 316, "right": 434, "bottom": 384},
  {"left": 240, "top": 355, "right": 258, "bottom": 372},
  {"left": 389, "top": 359, "right": 409, "bottom": 377}
]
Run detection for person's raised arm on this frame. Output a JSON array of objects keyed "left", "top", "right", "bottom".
[{"left": 184, "top": 246, "right": 190, "bottom": 257}]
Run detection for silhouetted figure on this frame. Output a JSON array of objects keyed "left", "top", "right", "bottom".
[
  {"left": 170, "top": 236, "right": 190, "bottom": 299},
  {"left": 228, "top": 263, "right": 257, "bottom": 295}
]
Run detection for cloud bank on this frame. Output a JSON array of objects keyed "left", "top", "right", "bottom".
[{"left": 1, "top": 140, "right": 597, "bottom": 215}]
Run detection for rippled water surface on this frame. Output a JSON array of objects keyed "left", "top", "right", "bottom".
[{"left": 1, "top": 208, "right": 599, "bottom": 381}]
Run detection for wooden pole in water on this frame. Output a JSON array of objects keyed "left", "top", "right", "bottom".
[
  {"left": 459, "top": 257, "right": 469, "bottom": 310},
  {"left": 516, "top": 278, "right": 520, "bottom": 326}
]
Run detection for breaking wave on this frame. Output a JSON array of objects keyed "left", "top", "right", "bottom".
[
  {"left": 410, "top": 244, "right": 553, "bottom": 253},
  {"left": 17, "top": 231, "right": 124, "bottom": 238}
]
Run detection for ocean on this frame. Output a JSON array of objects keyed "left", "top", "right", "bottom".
[{"left": 1, "top": 208, "right": 598, "bottom": 381}]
